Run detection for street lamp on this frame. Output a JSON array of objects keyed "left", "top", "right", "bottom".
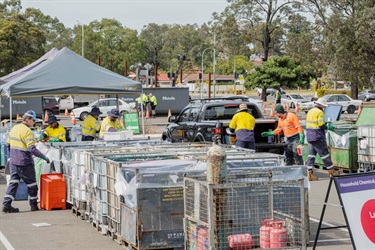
[
  {"left": 169, "top": 59, "right": 178, "bottom": 86},
  {"left": 77, "top": 21, "right": 84, "bottom": 58},
  {"left": 201, "top": 47, "right": 213, "bottom": 99}
]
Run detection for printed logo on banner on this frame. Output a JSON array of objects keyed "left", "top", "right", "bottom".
[{"left": 360, "top": 199, "right": 375, "bottom": 244}]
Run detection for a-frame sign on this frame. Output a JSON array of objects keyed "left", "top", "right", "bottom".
[{"left": 313, "top": 172, "right": 375, "bottom": 249}]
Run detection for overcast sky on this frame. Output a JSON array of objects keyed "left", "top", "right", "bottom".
[{"left": 21, "top": 0, "right": 228, "bottom": 31}]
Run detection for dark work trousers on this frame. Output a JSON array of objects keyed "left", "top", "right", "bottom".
[
  {"left": 82, "top": 135, "right": 94, "bottom": 141},
  {"left": 235, "top": 140, "right": 256, "bottom": 150},
  {"left": 3, "top": 163, "right": 38, "bottom": 207},
  {"left": 307, "top": 139, "right": 334, "bottom": 170},
  {"left": 285, "top": 135, "right": 303, "bottom": 165}
]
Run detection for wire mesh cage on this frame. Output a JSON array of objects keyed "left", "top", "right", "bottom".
[{"left": 184, "top": 174, "right": 307, "bottom": 249}]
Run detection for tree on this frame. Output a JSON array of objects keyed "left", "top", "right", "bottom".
[
  {"left": 245, "top": 56, "right": 309, "bottom": 93},
  {"left": 0, "top": 17, "right": 46, "bottom": 76},
  {"left": 221, "top": 0, "right": 304, "bottom": 100},
  {"left": 304, "top": 0, "right": 375, "bottom": 98},
  {"left": 23, "top": 7, "right": 73, "bottom": 51}
]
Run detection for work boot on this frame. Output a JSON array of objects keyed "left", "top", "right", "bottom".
[
  {"left": 308, "top": 171, "right": 319, "bottom": 181},
  {"left": 2, "top": 205, "right": 19, "bottom": 213},
  {"left": 30, "top": 205, "right": 39, "bottom": 211},
  {"left": 327, "top": 169, "right": 340, "bottom": 176}
]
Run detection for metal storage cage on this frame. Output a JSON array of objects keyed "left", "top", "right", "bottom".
[
  {"left": 357, "top": 125, "right": 375, "bottom": 172},
  {"left": 184, "top": 173, "right": 307, "bottom": 250}
]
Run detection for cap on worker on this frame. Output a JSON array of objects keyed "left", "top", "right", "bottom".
[
  {"left": 47, "top": 114, "right": 60, "bottom": 124},
  {"left": 274, "top": 105, "right": 286, "bottom": 114},
  {"left": 236, "top": 103, "right": 248, "bottom": 113},
  {"left": 90, "top": 107, "right": 102, "bottom": 115},
  {"left": 23, "top": 110, "right": 38, "bottom": 121},
  {"left": 315, "top": 98, "right": 328, "bottom": 107},
  {"left": 107, "top": 108, "right": 121, "bottom": 117}
]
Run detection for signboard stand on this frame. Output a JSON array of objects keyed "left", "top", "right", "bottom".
[
  {"left": 313, "top": 172, "right": 375, "bottom": 250},
  {"left": 123, "top": 112, "right": 140, "bottom": 134}
]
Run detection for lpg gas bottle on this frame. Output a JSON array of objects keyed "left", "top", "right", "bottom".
[
  {"left": 228, "top": 234, "right": 253, "bottom": 250},
  {"left": 259, "top": 218, "right": 273, "bottom": 248},
  {"left": 270, "top": 221, "right": 287, "bottom": 248}
]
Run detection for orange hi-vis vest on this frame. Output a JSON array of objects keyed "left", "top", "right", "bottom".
[{"left": 274, "top": 112, "right": 303, "bottom": 138}]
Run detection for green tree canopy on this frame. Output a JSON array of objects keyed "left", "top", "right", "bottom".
[{"left": 245, "top": 56, "right": 310, "bottom": 97}]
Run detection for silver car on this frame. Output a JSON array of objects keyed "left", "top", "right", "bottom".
[
  {"left": 71, "top": 98, "right": 135, "bottom": 120},
  {"left": 281, "top": 94, "right": 309, "bottom": 108},
  {"left": 358, "top": 90, "right": 375, "bottom": 102},
  {"left": 299, "top": 94, "right": 362, "bottom": 114}
]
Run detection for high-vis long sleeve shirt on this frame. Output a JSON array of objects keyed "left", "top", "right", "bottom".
[
  {"left": 82, "top": 115, "right": 100, "bottom": 137},
  {"left": 274, "top": 112, "right": 303, "bottom": 138},
  {"left": 306, "top": 107, "right": 327, "bottom": 142},
  {"left": 99, "top": 117, "right": 121, "bottom": 138},
  {"left": 229, "top": 111, "right": 256, "bottom": 142},
  {"left": 43, "top": 124, "right": 66, "bottom": 142},
  {"left": 7, "top": 123, "right": 46, "bottom": 166}
]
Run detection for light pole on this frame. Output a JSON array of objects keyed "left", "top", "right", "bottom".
[
  {"left": 77, "top": 21, "right": 84, "bottom": 57},
  {"left": 81, "top": 24, "right": 84, "bottom": 58},
  {"left": 169, "top": 59, "right": 178, "bottom": 86},
  {"left": 213, "top": 31, "right": 217, "bottom": 98},
  {"left": 201, "top": 47, "right": 213, "bottom": 99}
]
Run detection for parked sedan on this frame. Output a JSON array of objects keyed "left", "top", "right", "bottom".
[
  {"left": 358, "top": 90, "right": 375, "bottom": 102},
  {"left": 281, "top": 94, "right": 309, "bottom": 108},
  {"left": 255, "top": 87, "right": 285, "bottom": 96},
  {"left": 71, "top": 98, "right": 136, "bottom": 120},
  {"left": 299, "top": 94, "right": 362, "bottom": 114}
]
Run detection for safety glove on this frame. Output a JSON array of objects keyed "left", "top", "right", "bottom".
[
  {"left": 37, "top": 134, "right": 45, "bottom": 141},
  {"left": 43, "top": 156, "right": 50, "bottom": 164},
  {"left": 298, "top": 133, "right": 305, "bottom": 144},
  {"left": 261, "top": 131, "right": 274, "bottom": 137},
  {"left": 327, "top": 124, "right": 335, "bottom": 131}
]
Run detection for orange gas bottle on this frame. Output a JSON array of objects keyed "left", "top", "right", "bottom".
[
  {"left": 40, "top": 173, "right": 66, "bottom": 211},
  {"left": 228, "top": 234, "right": 253, "bottom": 250},
  {"left": 270, "top": 221, "right": 287, "bottom": 248},
  {"left": 259, "top": 218, "right": 273, "bottom": 248}
]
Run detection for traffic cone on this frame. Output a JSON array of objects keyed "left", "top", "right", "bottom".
[
  {"left": 286, "top": 104, "right": 290, "bottom": 111},
  {"left": 16, "top": 113, "right": 21, "bottom": 120},
  {"left": 168, "top": 109, "right": 172, "bottom": 119},
  {"left": 145, "top": 107, "right": 151, "bottom": 119},
  {"left": 358, "top": 105, "right": 362, "bottom": 115},
  {"left": 71, "top": 113, "right": 76, "bottom": 125},
  {"left": 44, "top": 110, "right": 49, "bottom": 122},
  {"left": 65, "top": 107, "right": 69, "bottom": 116},
  {"left": 295, "top": 102, "right": 299, "bottom": 113},
  {"left": 270, "top": 104, "right": 275, "bottom": 117}
]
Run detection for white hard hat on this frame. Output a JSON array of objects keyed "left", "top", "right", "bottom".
[{"left": 315, "top": 98, "right": 327, "bottom": 107}]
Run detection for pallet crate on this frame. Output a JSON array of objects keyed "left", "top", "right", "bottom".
[{"left": 184, "top": 174, "right": 307, "bottom": 249}]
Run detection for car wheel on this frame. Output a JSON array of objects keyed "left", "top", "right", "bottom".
[
  {"left": 365, "top": 97, "right": 369, "bottom": 102},
  {"left": 290, "top": 102, "right": 295, "bottom": 109},
  {"left": 347, "top": 105, "right": 356, "bottom": 114},
  {"left": 79, "top": 112, "right": 89, "bottom": 121}
]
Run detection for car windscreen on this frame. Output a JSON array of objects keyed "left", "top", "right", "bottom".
[{"left": 205, "top": 103, "right": 261, "bottom": 120}]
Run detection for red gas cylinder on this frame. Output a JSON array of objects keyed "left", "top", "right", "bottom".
[
  {"left": 259, "top": 218, "right": 273, "bottom": 248},
  {"left": 270, "top": 221, "right": 287, "bottom": 248},
  {"left": 228, "top": 234, "right": 253, "bottom": 250}
]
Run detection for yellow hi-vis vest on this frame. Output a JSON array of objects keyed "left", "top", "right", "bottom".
[
  {"left": 82, "top": 115, "right": 100, "bottom": 137},
  {"left": 44, "top": 124, "right": 66, "bottom": 142},
  {"left": 8, "top": 123, "right": 36, "bottom": 150},
  {"left": 99, "top": 117, "right": 121, "bottom": 138},
  {"left": 306, "top": 107, "right": 325, "bottom": 129}
]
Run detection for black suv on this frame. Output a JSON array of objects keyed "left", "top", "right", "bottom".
[{"left": 162, "top": 98, "right": 284, "bottom": 153}]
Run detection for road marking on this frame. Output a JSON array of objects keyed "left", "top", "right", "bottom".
[
  {"left": 310, "top": 217, "right": 349, "bottom": 233},
  {"left": 309, "top": 238, "right": 352, "bottom": 243},
  {"left": 0, "top": 231, "right": 15, "bottom": 250}
]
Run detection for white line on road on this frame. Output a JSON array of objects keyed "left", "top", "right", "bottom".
[
  {"left": 310, "top": 217, "right": 349, "bottom": 233},
  {"left": 0, "top": 231, "right": 15, "bottom": 250},
  {"left": 309, "top": 238, "right": 352, "bottom": 243}
]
